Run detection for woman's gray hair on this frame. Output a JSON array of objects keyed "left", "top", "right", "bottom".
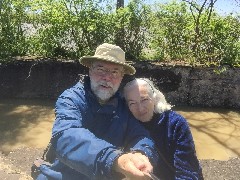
[{"left": 123, "top": 78, "right": 172, "bottom": 113}]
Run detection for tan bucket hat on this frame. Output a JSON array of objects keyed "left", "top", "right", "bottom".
[{"left": 79, "top": 43, "right": 136, "bottom": 75}]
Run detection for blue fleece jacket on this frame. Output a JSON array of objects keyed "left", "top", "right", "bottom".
[{"left": 142, "top": 110, "right": 204, "bottom": 180}]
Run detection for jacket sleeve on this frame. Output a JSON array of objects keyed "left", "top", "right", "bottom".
[
  {"left": 171, "top": 112, "right": 204, "bottom": 180},
  {"left": 51, "top": 85, "right": 123, "bottom": 179},
  {"left": 123, "top": 113, "right": 159, "bottom": 168}
]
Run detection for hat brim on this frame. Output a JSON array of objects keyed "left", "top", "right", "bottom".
[{"left": 79, "top": 56, "right": 136, "bottom": 75}]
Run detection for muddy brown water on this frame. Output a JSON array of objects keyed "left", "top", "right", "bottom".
[{"left": 0, "top": 98, "right": 239, "bottom": 160}]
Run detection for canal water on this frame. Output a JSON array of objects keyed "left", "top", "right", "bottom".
[{"left": 0, "top": 98, "right": 239, "bottom": 160}]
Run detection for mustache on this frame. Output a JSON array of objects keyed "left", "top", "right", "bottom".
[{"left": 98, "top": 81, "right": 114, "bottom": 88}]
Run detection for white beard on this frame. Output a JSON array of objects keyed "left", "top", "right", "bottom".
[{"left": 90, "top": 79, "right": 119, "bottom": 102}]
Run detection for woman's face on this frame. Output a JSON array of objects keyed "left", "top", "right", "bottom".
[{"left": 125, "top": 83, "right": 155, "bottom": 122}]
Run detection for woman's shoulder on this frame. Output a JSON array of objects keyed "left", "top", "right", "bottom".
[
  {"left": 160, "top": 110, "right": 188, "bottom": 125},
  {"left": 160, "top": 111, "right": 192, "bottom": 138},
  {"left": 161, "top": 110, "right": 183, "bottom": 118}
]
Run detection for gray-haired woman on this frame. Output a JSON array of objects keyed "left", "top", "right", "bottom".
[{"left": 124, "top": 78, "right": 204, "bottom": 180}]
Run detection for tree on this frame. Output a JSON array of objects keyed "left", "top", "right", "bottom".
[
  {"left": 182, "top": 0, "right": 217, "bottom": 56},
  {"left": 117, "top": 0, "right": 124, "bottom": 9},
  {"left": 115, "top": 0, "right": 125, "bottom": 47}
]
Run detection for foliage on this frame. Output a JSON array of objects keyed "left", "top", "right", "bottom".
[
  {"left": 113, "top": 0, "right": 151, "bottom": 60},
  {"left": 147, "top": 0, "right": 240, "bottom": 67},
  {"left": 27, "top": 0, "right": 115, "bottom": 58},
  {"left": 148, "top": 1, "right": 194, "bottom": 61},
  {"left": 0, "top": 0, "right": 239, "bottom": 67},
  {"left": 0, "top": 0, "right": 31, "bottom": 59}
]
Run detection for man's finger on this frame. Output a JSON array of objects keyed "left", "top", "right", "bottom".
[{"left": 130, "top": 153, "right": 153, "bottom": 172}]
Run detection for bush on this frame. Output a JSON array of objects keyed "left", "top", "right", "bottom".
[{"left": 0, "top": 0, "right": 239, "bottom": 67}]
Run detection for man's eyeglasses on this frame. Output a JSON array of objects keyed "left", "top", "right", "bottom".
[{"left": 91, "top": 65, "right": 124, "bottom": 79}]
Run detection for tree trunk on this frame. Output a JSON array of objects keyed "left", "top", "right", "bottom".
[
  {"left": 116, "top": 0, "right": 124, "bottom": 9},
  {"left": 115, "top": 0, "right": 125, "bottom": 48}
]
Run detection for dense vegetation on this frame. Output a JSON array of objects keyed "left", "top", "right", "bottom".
[{"left": 0, "top": 0, "right": 239, "bottom": 67}]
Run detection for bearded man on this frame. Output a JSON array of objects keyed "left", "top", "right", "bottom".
[{"left": 35, "top": 43, "right": 158, "bottom": 180}]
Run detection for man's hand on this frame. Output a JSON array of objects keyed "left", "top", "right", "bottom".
[{"left": 113, "top": 152, "right": 153, "bottom": 180}]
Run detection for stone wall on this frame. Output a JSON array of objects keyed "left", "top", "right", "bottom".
[{"left": 0, "top": 60, "right": 239, "bottom": 109}]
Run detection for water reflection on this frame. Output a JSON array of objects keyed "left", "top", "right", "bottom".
[
  {"left": 0, "top": 99, "right": 239, "bottom": 160},
  {"left": 174, "top": 106, "right": 240, "bottom": 160},
  {"left": 0, "top": 99, "right": 55, "bottom": 153}
]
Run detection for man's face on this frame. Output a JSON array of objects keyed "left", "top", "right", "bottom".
[{"left": 89, "top": 61, "right": 124, "bottom": 102}]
